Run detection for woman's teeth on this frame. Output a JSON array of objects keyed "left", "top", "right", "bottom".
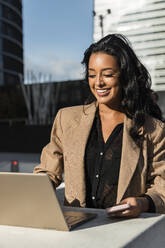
[{"left": 96, "top": 89, "right": 109, "bottom": 93}]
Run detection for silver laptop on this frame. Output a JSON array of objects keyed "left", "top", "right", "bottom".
[{"left": 0, "top": 172, "right": 96, "bottom": 231}]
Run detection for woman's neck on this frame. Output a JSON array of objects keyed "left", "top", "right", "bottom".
[{"left": 98, "top": 103, "right": 124, "bottom": 115}]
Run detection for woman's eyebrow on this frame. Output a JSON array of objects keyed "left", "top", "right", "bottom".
[
  {"left": 88, "top": 67, "right": 113, "bottom": 71},
  {"left": 102, "top": 68, "right": 113, "bottom": 71}
]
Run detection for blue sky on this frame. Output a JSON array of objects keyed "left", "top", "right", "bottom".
[{"left": 23, "top": 0, "right": 93, "bottom": 82}]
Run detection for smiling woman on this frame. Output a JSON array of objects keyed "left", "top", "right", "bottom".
[
  {"left": 34, "top": 34, "right": 165, "bottom": 218},
  {"left": 88, "top": 53, "right": 121, "bottom": 109}
]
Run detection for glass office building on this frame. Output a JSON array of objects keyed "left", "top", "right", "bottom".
[
  {"left": 93, "top": 0, "right": 165, "bottom": 91},
  {"left": 0, "top": 0, "right": 23, "bottom": 86}
]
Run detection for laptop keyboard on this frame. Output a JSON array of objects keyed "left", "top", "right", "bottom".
[
  {"left": 63, "top": 210, "right": 97, "bottom": 229},
  {"left": 64, "top": 214, "right": 86, "bottom": 225}
]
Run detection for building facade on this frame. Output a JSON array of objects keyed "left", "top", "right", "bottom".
[
  {"left": 93, "top": 0, "right": 165, "bottom": 92},
  {"left": 0, "top": 0, "right": 23, "bottom": 86}
]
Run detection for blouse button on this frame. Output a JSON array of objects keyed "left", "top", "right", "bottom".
[
  {"left": 100, "top": 152, "right": 103, "bottom": 156},
  {"left": 96, "top": 174, "right": 99, "bottom": 178},
  {"left": 92, "top": 196, "right": 95, "bottom": 200}
]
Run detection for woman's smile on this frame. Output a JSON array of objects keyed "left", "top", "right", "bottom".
[
  {"left": 88, "top": 52, "right": 121, "bottom": 108},
  {"left": 96, "top": 88, "right": 111, "bottom": 96}
]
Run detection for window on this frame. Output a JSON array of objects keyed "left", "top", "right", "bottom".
[
  {"left": 0, "top": 38, "right": 2, "bottom": 51},
  {"left": 0, "top": 71, "right": 4, "bottom": 85},
  {"left": 3, "top": 39, "right": 23, "bottom": 58},
  {"left": 0, "top": 4, "right": 2, "bottom": 17},
  {"left": 3, "top": 5, "right": 22, "bottom": 26},
  {"left": 5, "top": 0, "right": 22, "bottom": 12},
  {"left": 2, "top": 22, "right": 22, "bottom": 43},
  {"left": 4, "top": 73, "right": 18, "bottom": 85},
  {"left": 0, "top": 55, "right": 3, "bottom": 69},
  {"left": 4, "top": 55, "right": 23, "bottom": 73}
]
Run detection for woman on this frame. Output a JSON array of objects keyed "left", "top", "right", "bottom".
[{"left": 34, "top": 34, "right": 165, "bottom": 217}]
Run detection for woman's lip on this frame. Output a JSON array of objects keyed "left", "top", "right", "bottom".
[{"left": 96, "top": 88, "right": 111, "bottom": 96}]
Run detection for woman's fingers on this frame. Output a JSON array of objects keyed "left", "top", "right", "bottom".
[{"left": 107, "top": 197, "right": 149, "bottom": 218}]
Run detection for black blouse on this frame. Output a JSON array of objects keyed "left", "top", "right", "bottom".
[
  {"left": 85, "top": 110, "right": 155, "bottom": 212},
  {"left": 85, "top": 110, "right": 123, "bottom": 209}
]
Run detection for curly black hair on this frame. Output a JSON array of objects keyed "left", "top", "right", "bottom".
[{"left": 82, "top": 33, "right": 163, "bottom": 146}]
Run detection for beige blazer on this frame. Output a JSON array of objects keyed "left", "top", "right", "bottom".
[{"left": 34, "top": 102, "right": 165, "bottom": 213}]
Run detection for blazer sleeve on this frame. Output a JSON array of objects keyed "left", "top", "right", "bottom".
[
  {"left": 33, "top": 110, "right": 64, "bottom": 188},
  {"left": 145, "top": 120, "right": 165, "bottom": 213}
]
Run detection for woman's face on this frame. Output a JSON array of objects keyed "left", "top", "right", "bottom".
[{"left": 88, "top": 52, "right": 121, "bottom": 108}]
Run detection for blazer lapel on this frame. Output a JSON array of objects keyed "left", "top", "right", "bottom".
[
  {"left": 64, "top": 103, "right": 97, "bottom": 206},
  {"left": 116, "top": 116, "right": 141, "bottom": 203},
  {"left": 69, "top": 103, "right": 97, "bottom": 156}
]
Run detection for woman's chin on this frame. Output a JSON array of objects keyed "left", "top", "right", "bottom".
[{"left": 96, "top": 97, "right": 113, "bottom": 105}]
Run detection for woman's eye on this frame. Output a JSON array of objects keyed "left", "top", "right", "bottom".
[
  {"left": 88, "top": 75, "right": 96, "bottom": 78},
  {"left": 104, "top": 74, "right": 113, "bottom": 78}
]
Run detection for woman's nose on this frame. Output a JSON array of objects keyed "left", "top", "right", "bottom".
[{"left": 95, "top": 74, "right": 104, "bottom": 87}]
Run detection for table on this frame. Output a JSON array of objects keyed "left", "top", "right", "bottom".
[{"left": 0, "top": 207, "right": 165, "bottom": 248}]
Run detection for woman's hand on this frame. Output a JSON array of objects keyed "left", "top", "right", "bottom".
[{"left": 108, "top": 197, "right": 149, "bottom": 218}]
